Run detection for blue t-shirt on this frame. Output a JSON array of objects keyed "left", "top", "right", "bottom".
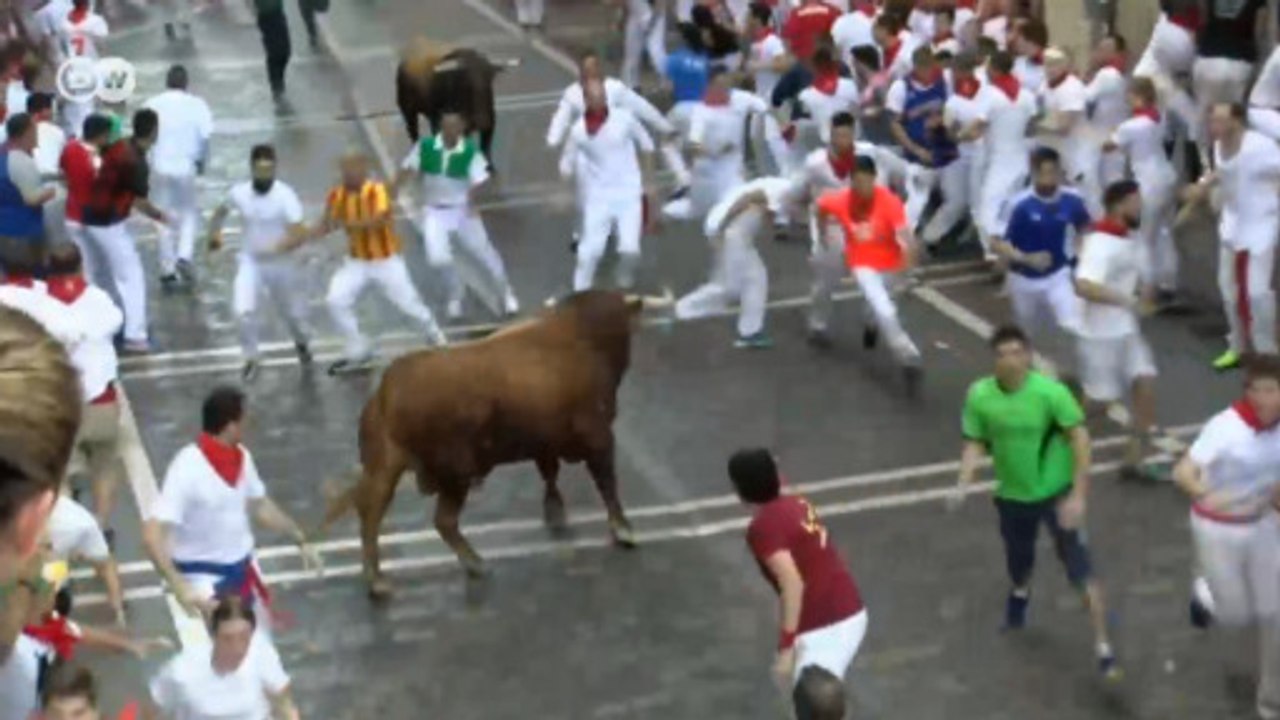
[
  {"left": 1003, "top": 189, "right": 1091, "bottom": 279},
  {"left": 666, "top": 49, "right": 710, "bottom": 103}
]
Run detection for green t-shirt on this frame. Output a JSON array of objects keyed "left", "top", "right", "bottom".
[{"left": 961, "top": 371, "right": 1084, "bottom": 503}]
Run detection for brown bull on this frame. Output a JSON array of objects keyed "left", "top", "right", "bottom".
[
  {"left": 395, "top": 37, "right": 506, "bottom": 168},
  {"left": 320, "top": 290, "right": 642, "bottom": 598}
]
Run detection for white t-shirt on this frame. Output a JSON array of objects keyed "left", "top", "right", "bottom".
[
  {"left": 906, "top": 9, "right": 935, "bottom": 44},
  {"left": 149, "top": 632, "right": 289, "bottom": 720},
  {"left": 945, "top": 86, "right": 987, "bottom": 159},
  {"left": 48, "top": 494, "right": 110, "bottom": 563},
  {"left": 750, "top": 32, "right": 788, "bottom": 104},
  {"left": 0, "top": 281, "right": 87, "bottom": 348},
  {"left": 1112, "top": 114, "right": 1177, "bottom": 188},
  {"left": 144, "top": 90, "right": 214, "bottom": 177},
  {"left": 60, "top": 10, "right": 107, "bottom": 59},
  {"left": 149, "top": 443, "right": 266, "bottom": 565},
  {"left": 560, "top": 108, "right": 653, "bottom": 202},
  {"left": 1189, "top": 407, "right": 1280, "bottom": 519},
  {"left": 1038, "top": 74, "right": 1089, "bottom": 175},
  {"left": 689, "top": 90, "right": 765, "bottom": 181},
  {"left": 1075, "top": 229, "right": 1147, "bottom": 339},
  {"left": 1216, "top": 130, "right": 1280, "bottom": 250},
  {"left": 1086, "top": 66, "right": 1129, "bottom": 137},
  {"left": 798, "top": 79, "right": 860, "bottom": 144},
  {"left": 34, "top": 120, "right": 66, "bottom": 177},
  {"left": 1251, "top": 46, "right": 1280, "bottom": 108},
  {"left": 400, "top": 135, "right": 489, "bottom": 208},
  {"left": 1012, "top": 55, "right": 1044, "bottom": 94},
  {"left": 35, "top": 0, "right": 72, "bottom": 39},
  {"left": 54, "top": 283, "right": 121, "bottom": 402},
  {"left": 830, "top": 11, "right": 873, "bottom": 65},
  {"left": 225, "top": 181, "right": 304, "bottom": 257},
  {"left": 982, "top": 16, "right": 1008, "bottom": 49},
  {"left": 704, "top": 176, "right": 803, "bottom": 237},
  {"left": 977, "top": 83, "right": 1038, "bottom": 160},
  {"left": 0, "top": 635, "right": 45, "bottom": 720}
]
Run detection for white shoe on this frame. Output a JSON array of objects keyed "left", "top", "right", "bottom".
[
  {"left": 503, "top": 292, "right": 520, "bottom": 315},
  {"left": 446, "top": 300, "right": 463, "bottom": 320}
]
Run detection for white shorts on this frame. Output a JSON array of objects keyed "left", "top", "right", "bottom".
[
  {"left": 1076, "top": 333, "right": 1157, "bottom": 402},
  {"left": 792, "top": 610, "right": 868, "bottom": 685}
]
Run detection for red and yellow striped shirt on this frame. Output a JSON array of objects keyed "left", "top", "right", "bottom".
[{"left": 326, "top": 180, "right": 401, "bottom": 261}]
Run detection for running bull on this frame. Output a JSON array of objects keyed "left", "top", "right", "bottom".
[
  {"left": 396, "top": 38, "right": 513, "bottom": 170},
  {"left": 320, "top": 291, "right": 645, "bottom": 598}
]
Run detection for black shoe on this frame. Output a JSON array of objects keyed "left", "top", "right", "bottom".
[
  {"left": 1190, "top": 598, "right": 1213, "bottom": 629},
  {"left": 1004, "top": 590, "right": 1029, "bottom": 631},
  {"left": 163, "top": 22, "right": 176, "bottom": 40},
  {"left": 159, "top": 273, "right": 180, "bottom": 292},
  {"left": 328, "top": 356, "right": 375, "bottom": 376},
  {"left": 903, "top": 364, "right": 923, "bottom": 398},
  {"left": 807, "top": 330, "right": 833, "bottom": 350},
  {"left": 103, "top": 528, "right": 116, "bottom": 553},
  {"left": 862, "top": 326, "right": 879, "bottom": 349},
  {"left": 241, "top": 359, "right": 260, "bottom": 383},
  {"left": 666, "top": 185, "right": 690, "bottom": 202},
  {"left": 296, "top": 342, "right": 313, "bottom": 365}
]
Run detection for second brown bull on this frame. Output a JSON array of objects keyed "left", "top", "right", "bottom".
[
  {"left": 395, "top": 38, "right": 506, "bottom": 171},
  {"left": 319, "top": 291, "right": 644, "bottom": 598}
]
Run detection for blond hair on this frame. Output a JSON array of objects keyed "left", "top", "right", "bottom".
[{"left": 0, "top": 307, "right": 81, "bottom": 525}]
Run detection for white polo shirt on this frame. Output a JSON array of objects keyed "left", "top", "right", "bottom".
[
  {"left": 690, "top": 90, "right": 767, "bottom": 162},
  {"left": 704, "top": 176, "right": 803, "bottom": 237},
  {"left": 51, "top": 282, "right": 122, "bottom": 401},
  {"left": 149, "top": 632, "right": 289, "bottom": 720},
  {"left": 561, "top": 108, "right": 653, "bottom": 202},
  {"left": 1188, "top": 405, "right": 1280, "bottom": 520},
  {"left": 400, "top": 135, "right": 490, "bottom": 208},
  {"left": 1216, "top": 130, "right": 1280, "bottom": 251},
  {"left": 802, "top": 143, "right": 903, "bottom": 193},
  {"left": 1012, "top": 55, "right": 1045, "bottom": 93},
  {"left": 225, "top": 181, "right": 304, "bottom": 258},
  {"left": 1074, "top": 227, "right": 1147, "bottom": 339},
  {"left": 149, "top": 443, "right": 266, "bottom": 565},
  {"left": 48, "top": 494, "right": 110, "bottom": 563},
  {"left": 144, "top": 89, "right": 214, "bottom": 178}
]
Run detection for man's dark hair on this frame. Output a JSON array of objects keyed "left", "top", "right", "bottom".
[
  {"left": 912, "top": 45, "right": 935, "bottom": 66},
  {"left": 5, "top": 112, "right": 32, "bottom": 142},
  {"left": 1030, "top": 146, "right": 1061, "bottom": 171},
  {"left": 953, "top": 51, "right": 979, "bottom": 73},
  {"left": 250, "top": 144, "right": 276, "bottom": 164},
  {"left": 81, "top": 114, "right": 112, "bottom": 142},
  {"left": 1103, "top": 180, "right": 1140, "bottom": 211},
  {"left": 854, "top": 154, "right": 877, "bottom": 177},
  {"left": 25, "top": 92, "right": 52, "bottom": 116},
  {"left": 849, "top": 45, "right": 881, "bottom": 72},
  {"left": 46, "top": 243, "right": 83, "bottom": 276},
  {"left": 831, "top": 112, "right": 855, "bottom": 131},
  {"left": 873, "top": 14, "right": 900, "bottom": 33},
  {"left": 166, "top": 64, "right": 188, "bottom": 90},
  {"left": 132, "top": 108, "right": 159, "bottom": 140},
  {"left": 1218, "top": 102, "right": 1248, "bottom": 123},
  {"left": 936, "top": 7, "right": 955, "bottom": 22},
  {"left": 976, "top": 35, "right": 999, "bottom": 57},
  {"left": 793, "top": 666, "right": 846, "bottom": 720},
  {"left": 728, "top": 448, "right": 781, "bottom": 504},
  {"left": 201, "top": 386, "right": 246, "bottom": 435},
  {"left": 990, "top": 50, "right": 1015, "bottom": 74},
  {"left": 989, "top": 324, "right": 1030, "bottom": 350},
  {"left": 749, "top": 1, "right": 771, "bottom": 25},
  {"left": 40, "top": 664, "right": 96, "bottom": 709},
  {"left": 690, "top": 3, "right": 717, "bottom": 28},
  {"left": 209, "top": 595, "right": 257, "bottom": 634},
  {"left": 1019, "top": 18, "right": 1048, "bottom": 47},
  {"left": 1244, "top": 353, "right": 1280, "bottom": 386}
]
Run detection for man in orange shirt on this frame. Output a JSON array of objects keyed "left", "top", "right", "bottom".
[
  {"left": 311, "top": 152, "right": 448, "bottom": 376},
  {"left": 815, "top": 155, "right": 924, "bottom": 394}
]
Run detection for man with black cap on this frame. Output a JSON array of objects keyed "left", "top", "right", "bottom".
[{"left": 728, "top": 447, "right": 867, "bottom": 695}]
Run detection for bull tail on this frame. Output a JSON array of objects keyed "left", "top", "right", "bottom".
[{"left": 313, "top": 466, "right": 364, "bottom": 538}]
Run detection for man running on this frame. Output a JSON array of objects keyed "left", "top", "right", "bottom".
[
  {"left": 1173, "top": 354, "right": 1280, "bottom": 720},
  {"left": 316, "top": 152, "right": 448, "bottom": 376},
  {"left": 953, "top": 324, "right": 1119, "bottom": 679},
  {"left": 975, "top": 50, "right": 1037, "bottom": 262},
  {"left": 729, "top": 448, "right": 867, "bottom": 692},
  {"left": 1034, "top": 48, "right": 1092, "bottom": 208}
]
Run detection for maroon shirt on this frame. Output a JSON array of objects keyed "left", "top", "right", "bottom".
[
  {"left": 747, "top": 495, "right": 863, "bottom": 634},
  {"left": 83, "top": 140, "right": 148, "bottom": 227}
]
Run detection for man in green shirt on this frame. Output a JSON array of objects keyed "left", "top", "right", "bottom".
[{"left": 953, "top": 324, "right": 1119, "bottom": 680}]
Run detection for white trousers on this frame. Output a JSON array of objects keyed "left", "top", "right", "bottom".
[
  {"left": 232, "top": 253, "right": 311, "bottom": 358},
  {"left": 1076, "top": 332, "right": 1157, "bottom": 403},
  {"left": 979, "top": 152, "right": 1028, "bottom": 256},
  {"left": 908, "top": 160, "right": 968, "bottom": 245},
  {"left": 84, "top": 221, "right": 147, "bottom": 343},
  {"left": 792, "top": 610, "right": 869, "bottom": 686},
  {"left": 576, "top": 193, "right": 643, "bottom": 291},
  {"left": 62, "top": 98, "right": 93, "bottom": 139},
  {"left": 1136, "top": 171, "right": 1179, "bottom": 291},
  {"left": 657, "top": 103, "right": 693, "bottom": 188},
  {"left": 152, "top": 172, "right": 198, "bottom": 275},
  {"left": 1007, "top": 268, "right": 1079, "bottom": 338},
  {"left": 65, "top": 220, "right": 99, "bottom": 288},
  {"left": 513, "top": 0, "right": 544, "bottom": 24},
  {"left": 1191, "top": 512, "right": 1280, "bottom": 716},
  {"left": 422, "top": 204, "right": 513, "bottom": 307},
  {"left": 327, "top": 256, "right": 442, "bottom": 360},
  {"left": 1219, "top": 242, "right": 1279, "bottom": 355},
  {"left": 675, "top": 209, "right": 768, "bottom": 337},
  {"left": 1251, "top": 107, "right": 1280, "bottom": 144},
  {"left": 622, "top": 0, "right": 667, "bottom": 88}
]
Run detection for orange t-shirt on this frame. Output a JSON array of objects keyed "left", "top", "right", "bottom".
[{"left": 815, "top": 186, "right": 908, "bottom": 272}]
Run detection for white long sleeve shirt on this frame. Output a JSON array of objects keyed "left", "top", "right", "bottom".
[
  {"left": 546, "top": 77, "right": 671, "bottom": 148},
  {"left": 144, "top": 89, "right": 214, "bottom": 177},
  {"left": 559, "top": 108, "right": 654, "bottom": 202}
]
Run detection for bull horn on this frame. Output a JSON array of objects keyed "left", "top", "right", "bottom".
[
  {"left": 624, "top": 288, "right": 675, "bottom": 311},
  {"left": 490, "top": 56, "right": 522, "bottom": 70}
]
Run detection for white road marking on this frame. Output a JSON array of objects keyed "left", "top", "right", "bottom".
[
  {"left": 459, "top": 0, "right": 579, "bottom": 74},
  {"left": 118, "top": 272, "right": 993, "bottom": 380},
  {"left": 72, "top": 447, "right": 1179, "bottom": 607},
  {"left": 74, "top": 422, "right": 1198, "bottom": 583}
]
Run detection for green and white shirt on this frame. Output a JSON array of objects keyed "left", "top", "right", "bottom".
[{"left": 400, "top": 133, "right": 489, "bottom": 208}]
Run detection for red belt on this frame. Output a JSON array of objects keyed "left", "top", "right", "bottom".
[
  {"left": 1193, "top": 502, "right": 1262, "bottom": 525},
  {"left": 90, "top": 382, "right": 117, "bottom": 405}
]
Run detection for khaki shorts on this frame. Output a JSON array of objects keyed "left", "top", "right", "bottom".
[{"left": 66, "top": 400, "right": 121, "bottom": 480}]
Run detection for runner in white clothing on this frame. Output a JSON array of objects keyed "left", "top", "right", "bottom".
[
  {"left": 57, "top": 0, "right": 108, "bottom": 138},
  {"left": 622, "top": 0, "right": 668, "bottom": 89},
  {"left": 976, "top": 50, "right": 1037, "bottom": 261},
  {"left": 829, "top": 0, "right": 873, "bottom": 65},
  {"left": 1173, "top": 355, "right": 1280, "bottom": 720},
  {"left": 796, "top": 45, "right": 861, "bottom": 145},
  {"left": 559, "top": 80, "right": 656, "bottom": 291},
  {"left": 1085, "top": 34, "right": 1131, "bottom": 195},
  {"left": 1035, "top": 48, "right": 1092, "bottom": 200},
  {"left": 943, "top": 52, "right": 987, "bottom": 247},
  {"left": 205, "top": 145, "right": 313, "bottom": 382},
  {"left": 141, "top": 387, "right": 321, "bottom": 622},
  {"left": 46, "top": 494, "right": 124, "bottom": 625},
  {"left": 144, "top": 65, "right": 213, "bottom": 290}
]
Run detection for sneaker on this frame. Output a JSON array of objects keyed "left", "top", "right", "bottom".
[
  {"left": 1119, "top": 464, "right": 1160, "bottom": 484},
  {"left": 1098, "top": 652, "right": 1122, "bottom": 682},
  {"left": 295, "top": 342, "right": 313, "bottom": 365},
  {"left": 666, "top": 185, "right": 690, "bottom": 202},
  {"left": 241, "top": 359, "right": 260, "bottom": 382},
  {"left": 862, "top": 326, "right": 879, "bottom": 349},
  {"left": 503, "top": 292, "right": 520, "bottom": 316},
  {"left": 159, "top": 273, "right": 180, "bottom": 292},
  {"left": 176, "top": 259, "right": 196, "bottom": 286},
  {"left": 1189, "top": 598, "right": 1213, "bottom": 629},
  {"left": 327, "top": 355, "right": 375, "bottom": 376},
  {"left": 446, "top": 299, "right": 463, "bottom": 320},
  {"left": 1003, "top": 590, "right": 1029, "bottom": 630},
  {"left": 807, "top": 330, "right": 833, "bottom": 350},
  {"left": 1213, "top": 349, "right": 1241, "bottom": 372},
  {"left": 734, "top": 331, "right": 774, "bottom": 350}
]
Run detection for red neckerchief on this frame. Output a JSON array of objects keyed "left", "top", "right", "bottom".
[
  {"left": 1104, "top": 54, "right": 1127, "bottom": 72},
  {"left": 752, "top": 26, "right": 774, "bottom": 43},
  {"left": 703, "top": 87, "right": 731, "bottom": 106},
  {"left": 988, "top": 71, "right": 1020, "bottom": 101},
  {"left": 882, "top": 39, "right": 903, "bottom": 70},
  {"left": 954, "top": 75, "right": 981, "bottom": 98},
  {"left": 584, "top": 107, "right": 608, "bottom": 136},
  {"left": 812, "top": 68, "right": 840, "bottom": 95},
  {"left": 2, "top": 275, "right": 33, "bottom": 288},
  {"left": 829, "top": 150, "right": 855, "bottom": 179},
  {"left": 24, "top": 614, "right": 78, "bottom": 660},
  {"left": 1234, "top": 398, "right": 1280, "bottom": 432},
  {"left": 1170, "top": 8, "right": 1201, "bottom": 32},
  {"left": 854, "top": 1, "right": 876, "bottom": 16},
  {"left": 1092, "top": 218, "right": 1130, "bottom": 238},
  {"left": 197, "top": 432, "right": 245, "bottom": 487},
  {"left": 68, "top": 6, "right": 88, "bottom": 23},
  {"left": 1133, "top": 106, "right": 1160, "bottom": 123},
  {"left": 45, "top": 273, "right": 87, "bottom": 304}
]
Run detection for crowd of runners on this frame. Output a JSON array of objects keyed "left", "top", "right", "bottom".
[{"left": 0, "top": 0, "right": 1279, "bottom": 717}]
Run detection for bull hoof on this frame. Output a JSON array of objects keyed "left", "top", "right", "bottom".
[
  {"left": 543, "top": 499, "right": 569, "bottom": 535},
  {"left": 462, "top": 558, "right": 490, "bottom": 579},
  {"left": 367, "top": 576, "right": 394, "bottom": 600},
  {"left": 610, "top": 522, "right": 638, "bottom": 549}
]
